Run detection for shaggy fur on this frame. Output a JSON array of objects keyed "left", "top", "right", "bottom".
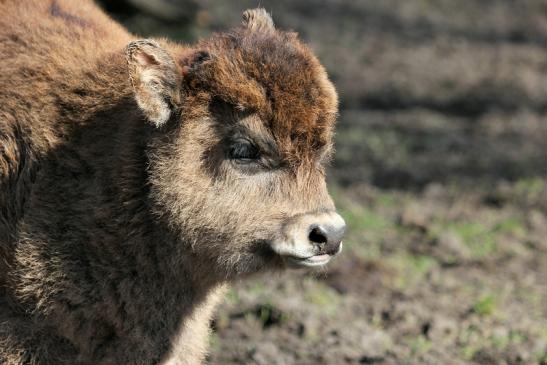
[{"left": 0, "top": 1, "right": 340, "bottom": 364}]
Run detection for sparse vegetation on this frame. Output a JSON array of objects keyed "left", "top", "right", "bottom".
[{"left": 471, "top": 294, "right": 497, "bottom": 317}]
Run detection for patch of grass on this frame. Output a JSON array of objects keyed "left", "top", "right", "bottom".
[
  {"left": 304, "top": 284, "right": 342, "bottom": 317},
  {"left": 493, "top": 217, "right": 526, "bottom": 237},
  {"left": 515, "top": 177, "right": 545, "bottom": 200},
  {"left": 459, "top": 325, "right": 482, "bottom": 360},
  {"left": 373, "top": 191, "right": 398, "bottom": 208},
  {"left": 389, "top": 253, "right": 437, "bottom": 290},
  {"left": 514, "top": 286, "right": 543, "bottom": 315},
  {"left": 536, "top": 331, "right": 547, "bottom": 363},
  {"left": 208, "top": 332, "right": 221, "bottom": 351},
  {"left": 455, "top": 222, "right": 497, "bottom": 257},
  {"left": 536, "top": 350, "right": 547, "bottom": 365},
  {"left": 406, "top": 335, "right": 433, "bottom": 357},
  {"left": 332, "top": 186, "right": 395, "bottom": 233},
  {"left": 430, "top": 219, "right": 498, "bottom": 258},
  {"left": 225, "top": 287, "right": 240, "bottom": 305},
  {"left": 255, "top": 303, "right": 288, "bottom": 328},
  {"left": 246, "top": 281, "right": 269, "bottom": 297},
  {"left": 335, "top": 196, "right": 396, "bottom": 259},
  {"left": 411, "top": 255, "right": 437, "bottom": 273},
  {"left": 490, "top": 330, "right": 526, "bottom": 349},
  {"left": 430, "top": 214, "right": 528, "bottom": 260},
  {"left": 471, "top": 294, "right": 497, "bottom": 316},
  {"left": 460, "top": 345, "right": 478, "bottom": 361},
  {"left": 340, "top": 206, "right": 394, "bottom": 233}
]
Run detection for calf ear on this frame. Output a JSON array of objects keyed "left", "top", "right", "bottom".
[{"left": 125, "top": 39, "right": 180, "bottom": 127}]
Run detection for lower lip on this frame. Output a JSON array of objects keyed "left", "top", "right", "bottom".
[{"left": 289, "top": 254, "right": 332, "bottom": 267}]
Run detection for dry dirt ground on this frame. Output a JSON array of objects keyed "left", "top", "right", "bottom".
[{"left": 103, "top": 1, "right": 547, "bottom": 363}]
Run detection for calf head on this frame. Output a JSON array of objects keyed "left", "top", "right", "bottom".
[{"left": 126, "top": 9, "right": 345, "bottom": 278}]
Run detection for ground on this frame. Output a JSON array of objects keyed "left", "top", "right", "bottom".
[{"left": 101, "top": 1, "right": 547, "bottom": 363}]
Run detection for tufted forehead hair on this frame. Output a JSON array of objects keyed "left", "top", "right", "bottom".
[{"left": 180, "top": 9, "right": 339, "bottom": 166}]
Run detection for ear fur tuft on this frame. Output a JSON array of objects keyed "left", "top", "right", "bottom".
[{"left": 242, "top": 8, "right": 275, "bottom": 32}]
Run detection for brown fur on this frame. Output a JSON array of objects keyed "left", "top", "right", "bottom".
[{"left": 0, "top": 1, "right": 340, "bottom": 364}]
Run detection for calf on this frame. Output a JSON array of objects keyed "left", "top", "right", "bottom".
[{"left": 0, "top": 1, "right": 345, "bottom": 364}]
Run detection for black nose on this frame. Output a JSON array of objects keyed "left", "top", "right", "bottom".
[{"left": 308, "top": 224, "right": 346, "bottom": 255}]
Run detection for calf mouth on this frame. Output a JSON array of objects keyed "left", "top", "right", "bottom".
[{"left": 280, "top": 242, "right": 343, "bottom": 269}]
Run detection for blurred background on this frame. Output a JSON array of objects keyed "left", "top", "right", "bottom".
[{"left": 98, "top": 1, "right": 547, "bottom": 364}]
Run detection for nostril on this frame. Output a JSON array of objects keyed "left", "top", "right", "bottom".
[{"left": 308, "top": 226, "right": 328, "bottom": 245}]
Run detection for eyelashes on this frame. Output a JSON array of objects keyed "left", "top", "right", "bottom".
[{"left": 228, "top": 138, "right": 261, "bottom": 164}]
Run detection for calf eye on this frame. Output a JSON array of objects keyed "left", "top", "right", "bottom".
[{"left": 228, "top": 139, "right": 260, "bottom": 163}]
